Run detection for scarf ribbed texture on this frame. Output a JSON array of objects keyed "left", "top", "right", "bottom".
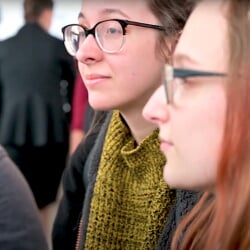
[{"left": 85, "top": 110, "right": 175, "bottom": 249}]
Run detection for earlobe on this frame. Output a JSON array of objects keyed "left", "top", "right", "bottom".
[
  {"left": 44, "top": 9, "right": 53, "bottom": 28},
  {"left": 164, "top": 31, "right": 182, "bottom": 64},
  {"left": 172, "top": 31, "right": 182, "bottom": 52}
]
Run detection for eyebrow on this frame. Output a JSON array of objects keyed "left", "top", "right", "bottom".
[
  {"left": 78, "top": 8, "right": 130, "bottom": 20},
  {"left": 173, "top": 53, "right": 200, "bottom": 67}
]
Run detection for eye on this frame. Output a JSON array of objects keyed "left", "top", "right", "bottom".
[
  {"left": 178, "top": 77, "right": 198, "bottom": 85},
  {"left": 98, "top": 21, "right": 123, "bottom": 36},
  {"left": 175, "top": 77, "right": 190, "bottom": 85},
  {"left": 105, "top": 26, "right": 123, "bottom": 37},
  {"left": 171, "top": 77, "right": 194, "bottom": 93},
  {"left": 107, "top": 27, "right": 119, "bottom": 34}
]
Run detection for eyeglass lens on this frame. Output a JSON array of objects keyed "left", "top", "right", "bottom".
[{"left": 64, "top": 20, "right": 125, "bottom": 55}]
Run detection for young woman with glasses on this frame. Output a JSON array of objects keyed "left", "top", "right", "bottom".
[
  {"left": 143, "top": 0, "right": 250, "bottom": 249},
  {"left": 52, "top": 0, "right": 198, "bottom": 249}
]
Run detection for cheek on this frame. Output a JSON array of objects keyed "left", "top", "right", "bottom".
[
  {"left": 170, "top": 87, "right": 226, "bottom": 188},
  {"left": 110, "top": 55, "right": 139, "bottom": 84},
  {"left": 115, "top": 54, "right": 163, "bottom": 94},
  {"left": 122, "top": 37, "right": 162, "bottom": 76},
  {"left": 194, "top": 92, "right": 225, "bottom": 157},
  {"left": 178, "top": 84, "right": 226, "bottom": 151},
  {"left": 204, "top": 87, "right": 226, "bottom": 154}
]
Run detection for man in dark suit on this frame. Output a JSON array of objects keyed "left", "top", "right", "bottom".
[{"left": 0, "top": 0, "right": 75, "bottom": 244}]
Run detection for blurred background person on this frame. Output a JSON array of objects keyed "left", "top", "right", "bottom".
[
  {"left": 0, "top": 0, "right": 75, "bottom": 245},
  {"left": 0, "top": 5, "right": 48, "bottom": 250}
]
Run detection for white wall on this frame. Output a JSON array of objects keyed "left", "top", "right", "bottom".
[{"left": 0, "top": 0, "right": 82, "bottom": 40}]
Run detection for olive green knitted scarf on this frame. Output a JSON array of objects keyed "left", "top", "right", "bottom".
[{"left": 85, "top": 110, "right": 175, "bottom": 249}]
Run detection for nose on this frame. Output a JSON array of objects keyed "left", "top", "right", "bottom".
[
  {"left": 75, "top": 34, "right": 103, "bottom": 64},
  {"left": 143, "top": 85, "right": 170, "bottom": 125}
]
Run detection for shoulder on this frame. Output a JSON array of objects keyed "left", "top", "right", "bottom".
[
  {"left": 0, "top": 146, "right": 19, "bottom": 178},
  {"left": 0, "top": 35, "right": 16, "bottom": 50},
  {"left": 0, "top": 152, "right": 29, "bottom": 214},
  {"left": 71, "top": 111, "right": 111, "bottom": 165},
  {"left": 0, "top": 146, "right": 48, "bottom": 249},
  {"left": 175, "top": 189, "right": 202, "bottom": 222},
  {"left": 64, "top": 111, "right": 111, "bottom": 184},
  {"left": 45, "top": 32, "right": 65, "bottom": 48},
  {"left": 0, "top": 145, "right": 36, "bottom": 208}
]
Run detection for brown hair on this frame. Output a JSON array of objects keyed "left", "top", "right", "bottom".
[
  {"left": 146, "top": 0, "right": 194, "bottom": 59},
  {"left": 24, "top": 0, "right": 54, "bottom": 23},
  {"left": 172, "top": 0, "right": 250, "bottom": 249}
]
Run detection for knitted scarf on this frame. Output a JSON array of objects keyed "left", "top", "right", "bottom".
[{"left": 84, "top": 111, "right": 175, "bottom": 249}]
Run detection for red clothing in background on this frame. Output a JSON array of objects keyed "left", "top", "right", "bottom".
[{"left": 70, "top": 73, "right": 88, "bottom": 131}]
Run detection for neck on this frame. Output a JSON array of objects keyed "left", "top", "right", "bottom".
[{"left": 120, "top": 108, "right": 157, "bottom": 145}]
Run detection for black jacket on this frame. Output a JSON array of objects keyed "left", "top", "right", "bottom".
[{"left": 0, "top": 23, "right": 75, "bottom": 146}]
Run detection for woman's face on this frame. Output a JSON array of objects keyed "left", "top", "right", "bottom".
[
  {"left": 143, "top": 1, "right": 228, "bottom": 191},
  {"left": 76, "top": 0, "right": 166, "bottom": 112}
]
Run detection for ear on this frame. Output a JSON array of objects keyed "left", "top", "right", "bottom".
[
  {"left": 44, "top": 8, "right": 53, "bottom": 25},
  {"left": 39, "top": 8, "right": 53, "bottom": 31},
  {"left": 171, "top": 31, "right": 182, "bottom": 53},
  {"left": 164, "top": 31, "right": 182, "bottom": 63}
]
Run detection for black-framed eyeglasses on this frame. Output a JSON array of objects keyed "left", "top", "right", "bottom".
[
  {"left": 164, "top": 64, "right": 227, "bottom": 104},
  {"left": 61, "top": 19, "right": 165, "bottom": 56}
]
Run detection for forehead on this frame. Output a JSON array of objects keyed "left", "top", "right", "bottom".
[
  {"left": 80, "top": 0, "right": 154, "bottom": 22},
  {"left": 174, "top": 1, "right": 228, "bottom": 70}
]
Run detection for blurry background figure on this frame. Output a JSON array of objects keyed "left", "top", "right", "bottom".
[
  {"left": 69, "top": 70, "right": 94, "bottom": 155},
  {"left": 0, "top": 5, "right": 49, "bottom": 250},
  {"left": 0, "top": 0, "right": 75, "bottom": 246},
  {"left": 0, "top": 0, "right": 82, "bottom": 40}
]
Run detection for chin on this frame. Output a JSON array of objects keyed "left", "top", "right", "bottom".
[
  {"left": 163, "top": 169, "right": 192, "bottom": 190},
  {"left": 163, "top": 173, "right": 178, "bottom": 189},
  {"left": 165, "top": 177, "right": 213, "bottom": 191},
  {"left": 88, "top": 100, "right": 113, "bottom": 111}
]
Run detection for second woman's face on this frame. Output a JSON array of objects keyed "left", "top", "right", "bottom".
[
  {"left": 76, "top": 0, "right": 165, "bottom": 112},
  {"left": 143, "top": 1, "right": 228, "bottom": 191}
]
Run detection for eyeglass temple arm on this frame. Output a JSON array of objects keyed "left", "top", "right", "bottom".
[{"left": 174, "top": 68, "right": 227, "bottom": 78}]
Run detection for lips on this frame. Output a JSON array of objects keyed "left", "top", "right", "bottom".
[
  {"left": 159, "top": 135, "right": 174, "bottom": 152},
  {"left": 84, "top": 74, "right": 110, "bottom": 86},
  {"left": 85, "top": 74, "right": 108, "bottom": 80}
]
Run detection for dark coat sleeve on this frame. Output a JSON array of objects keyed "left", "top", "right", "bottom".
[
  {"left": 52, "top": 111, "right": 108, "bottom": 250},
  {"left": 52, "top": 137, "right": 93, "bottom": 250},
  {"left": 0, "top": 146, "right": 48, "bottom": 250}
]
